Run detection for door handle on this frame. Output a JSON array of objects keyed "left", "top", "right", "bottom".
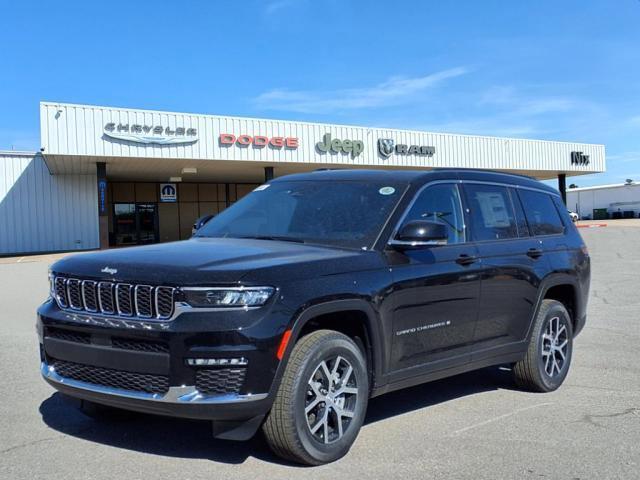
[
  {"left": 456, "top": 254, "right": 478, "bottom": 266},
  {"left": 527, "top": 248, "right": 543, "bottom": 259}
]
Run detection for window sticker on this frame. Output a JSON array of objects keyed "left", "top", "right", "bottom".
[
  {"left": 254, "top": 184, "right": 271, "bottom": 192},
  {"left": 379, "top": 186, "right": 396, "bottom": 195}
]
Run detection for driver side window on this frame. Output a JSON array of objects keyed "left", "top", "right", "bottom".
[{"left": 402, "top": 184, "right": 466, "bottom": 244}]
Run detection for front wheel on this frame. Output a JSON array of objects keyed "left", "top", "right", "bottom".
[
  {"left": 514, "top": 299, "right": 574, "bottom": 392},
  {"left": 262, "top": 330, "right": 369, "bottom": 465}
]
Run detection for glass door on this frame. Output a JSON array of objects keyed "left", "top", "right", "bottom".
[
  {"left": 114, "top": 203, "right": 137, "bottom": 246},
  {"left": 113, "top": 203, "right": 158, "bottom": 246},
  {"left": 136, "top": 203, "right": 158, "bottom": 244}
]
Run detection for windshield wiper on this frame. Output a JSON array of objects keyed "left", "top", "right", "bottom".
[{"left": 238, "top": 235, "right": 306, "bottom": 243}]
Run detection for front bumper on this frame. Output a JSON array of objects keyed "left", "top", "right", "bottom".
[
  {"left": 41, "top": 361, "right": 270, "bottom": 421},
  {"left": 37, "top": 298, "right": 290, "bottom": 422}
]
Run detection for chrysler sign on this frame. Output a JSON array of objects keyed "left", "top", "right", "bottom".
[
  {"left": 104, "top": 123, "right": 198, "bottom": 145},
  {"left": 378, "top": 138, "right": 435, "bottom": 158}
]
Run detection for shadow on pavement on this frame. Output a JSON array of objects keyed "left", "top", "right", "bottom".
[{"left": 39, "top": 366, "right": 516, "bottom": 466}]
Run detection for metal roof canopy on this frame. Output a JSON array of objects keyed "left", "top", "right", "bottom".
[{"left": 39, "top": 102, "right": 606, "bottom": 181}]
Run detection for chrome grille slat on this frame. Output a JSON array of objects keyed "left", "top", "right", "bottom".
[
  {"left": 134, "top": 285, "right": 154, "bottom": 318},
  {"left": 54, "top": 277, "right": 68, "bottom": 307},
  {"left": 66, "top": 279, "right": 83, "bottom": 310},
  {"left": 155, "top": 287, "right": 175, "bottom": 319},
  {"left": 98, "top": 281, "right": 115, "bottom": 314},
  {"left": 53, "top": 276, "right": 175, "bottom": 320},
  {"left": 81, "top": 280, "right": 98, "bottom": 312},
  {"left": 116, "top": 283, "right": 133, "bottom": 316}
]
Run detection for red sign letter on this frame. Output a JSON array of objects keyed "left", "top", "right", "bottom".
[{"left": 220, "top": 134, "right": 235, "bottom": 144}]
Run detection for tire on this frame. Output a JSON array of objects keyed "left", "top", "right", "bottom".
[
  {"left": 262, "top": 330, "right": 369, "bottom": 465},
  {"left": 514, "top": 299, "right": 574, "bottom": 392}
]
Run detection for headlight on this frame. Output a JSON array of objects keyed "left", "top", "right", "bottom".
[{"left": 182, "top": 287, "right": 275, "bottom": 308}]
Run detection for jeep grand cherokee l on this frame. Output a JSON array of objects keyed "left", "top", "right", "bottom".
[{"left": 37, "top": 169, "right": 590, "bottom": 465}]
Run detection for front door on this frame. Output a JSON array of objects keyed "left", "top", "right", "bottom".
[
  {"left": 388, "top": 183, "right": 482, "bottom": 374},
  {"left": 113, "top": 203, "right": 158, "bottom": 246}
]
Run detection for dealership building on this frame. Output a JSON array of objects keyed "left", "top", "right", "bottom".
[{"left": 0, "top": 102, "right": 605, "bottom": 255}]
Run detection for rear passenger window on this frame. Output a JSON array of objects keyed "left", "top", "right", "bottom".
[
  {"left": 517, "top": 190, "right": 565, "bottom": 236},
  {"left": 464, "top": 184, "right": 518, "bottom": 241}
]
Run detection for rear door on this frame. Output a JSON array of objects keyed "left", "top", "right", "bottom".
[{"left": 462, "top": 183, "right": 548, "bottom": 353}]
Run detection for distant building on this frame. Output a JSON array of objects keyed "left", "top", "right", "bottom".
[{"left": 567, "top": 182, "right": 640, "bottom": 219}]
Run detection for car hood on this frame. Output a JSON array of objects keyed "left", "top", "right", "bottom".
[{"left": 50, "top": 237, "right": 382, "bottom": 285}]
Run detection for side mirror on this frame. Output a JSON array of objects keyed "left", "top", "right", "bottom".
[
  {"left": 192, "top": 214, "right": 215, "bottom": 236},
  {"left": 390, "top": 220, "right": 448, "bottom": 248}
]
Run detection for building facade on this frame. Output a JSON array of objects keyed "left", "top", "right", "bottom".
[
  {"left": 0, "top": 101, "right": 605, "bottom": 255},
  {"left": 567, "top": 182, "right": 640, "bottom": 219}
]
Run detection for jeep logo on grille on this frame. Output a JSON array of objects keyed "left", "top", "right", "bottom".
[{"left": 101, "top": 267, "right": 118, "bottom": 275}]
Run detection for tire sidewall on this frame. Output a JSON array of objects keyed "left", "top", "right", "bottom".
[
  {"left": 534, "top": 302, "right": 574, "bottom": 391},
  {"left": 292, "top": 335, "right": 369, "bottom": 464}
]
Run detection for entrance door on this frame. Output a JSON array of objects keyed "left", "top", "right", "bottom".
[
  {"left": 136, "top": 203, "right": 158, "bottom": 244},
  {"left": 113, "top": 203, "right": 158, "bottom": 246}
]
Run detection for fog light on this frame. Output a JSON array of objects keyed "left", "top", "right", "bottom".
[{"left": 186, "top": 357, "right": 248, "bottom": 366}]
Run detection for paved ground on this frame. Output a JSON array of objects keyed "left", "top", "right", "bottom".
[{"left": 1, "top": 227, "right": 639, "bottom": 479}]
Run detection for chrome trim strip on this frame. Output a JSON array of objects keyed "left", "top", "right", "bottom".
[
  {"left": 41, "top": 362, "right": 267, "bottom": 404},
  {"left": 180, "top": 286, "right": 274, "bottom": 291},
  {"left": 81, "top": 280, "right": 98, "bottom": 313}
]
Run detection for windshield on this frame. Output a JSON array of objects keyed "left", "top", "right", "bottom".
[{"left": 195, "top": 180, "right": 405, "bottom": 249}]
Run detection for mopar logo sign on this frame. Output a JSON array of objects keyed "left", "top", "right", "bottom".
[{"left": 160, "top": 183, "right": 177, "bottom": 202}]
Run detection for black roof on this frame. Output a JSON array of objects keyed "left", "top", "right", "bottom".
[{"left": 272, "top": 168, "right": 558, "bottom": 194}]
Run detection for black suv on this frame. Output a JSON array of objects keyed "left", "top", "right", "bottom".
[{"left": 38, "top": 169, "right": 590, "bottom": 465}]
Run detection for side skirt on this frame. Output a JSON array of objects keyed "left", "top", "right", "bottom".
[{"left": 371, "top": 345, "right": 527, "bottom": 398}]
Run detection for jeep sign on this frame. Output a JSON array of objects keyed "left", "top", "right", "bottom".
[{"left": 316, "top": 133, "right": 364, "bottom": 158}]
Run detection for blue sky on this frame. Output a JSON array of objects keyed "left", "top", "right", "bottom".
[{"left": 1, "top": 0, "right": 639, "bottom": 187}]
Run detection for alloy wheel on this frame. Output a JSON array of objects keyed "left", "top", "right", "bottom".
[
  {"left": 541, "top": 316, "right": 569, "bottom": 377},
  {"left": 305, "top": 355, "right": 358, "bottom": 444}
]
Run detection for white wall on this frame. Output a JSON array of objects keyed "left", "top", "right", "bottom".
[
  {"left": 0, "top": 152, "right": 99, "bottom": 255},
  {"left": 567, "top": 184, "right": 640, "bottom": 218}
]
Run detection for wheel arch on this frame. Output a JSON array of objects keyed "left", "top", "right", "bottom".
[
  {"left": 282, "top": 299, "right": 385, "bottom": 393},
  {"left": 527, "top": 274, "right": 580, "bottom": 340}
]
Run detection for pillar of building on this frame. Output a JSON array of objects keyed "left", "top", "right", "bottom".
[
  {"left": 96, "top": 162, "right": 109, "bottom": 249},
  {"left": 264, "top": 166, "right": 274, "bottom": 182},
  {"left": 558, "top": 173, "right": 567, "bottom": 205}
]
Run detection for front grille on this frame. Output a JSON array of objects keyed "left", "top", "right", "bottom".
[
  {"left": 112, "top": 337, "right": 169, "bottom": 353},
  {"left": 195, "top": 368, "right": 246, "bottom": 395},
  {"left": 51, "top": 358, "right": 169, "bottom": 394},
  {"left": 53, "top": 276, "right": 175, "bottom": 320},
  {"left": 45, "top": 327, "right": 91, "bottom": 344}
]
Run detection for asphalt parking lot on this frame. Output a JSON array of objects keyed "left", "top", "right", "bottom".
[{"left": 1, "top": 226, "right": 639, "bottom": 479}]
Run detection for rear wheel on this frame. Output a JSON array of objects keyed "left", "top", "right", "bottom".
[
  {"left": 514, "top": 299, "right": 573, "bottom": 392},
  {"left": 262, "top": 330, "right": 369, "bottom": 465}
]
